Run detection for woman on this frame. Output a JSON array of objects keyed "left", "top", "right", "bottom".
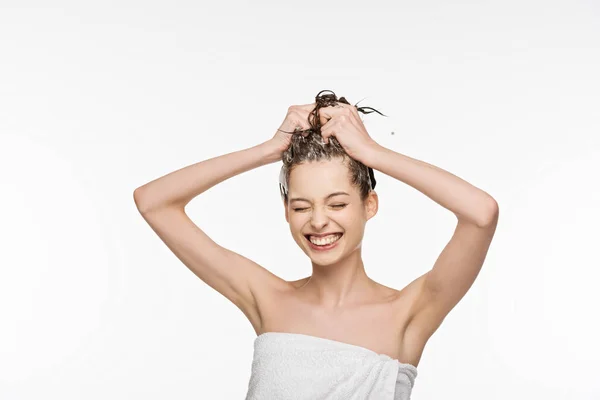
[{"left": 134, "top": 90, "right": 499, "bottom": 399}]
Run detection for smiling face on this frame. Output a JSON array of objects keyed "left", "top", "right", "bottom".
[{"left": 284, "top": 157, "right": 378, "bottom": 264}]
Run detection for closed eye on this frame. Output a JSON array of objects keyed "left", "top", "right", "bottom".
[{"left": 293, "top": 204, "right": 347, "bottom": 212}]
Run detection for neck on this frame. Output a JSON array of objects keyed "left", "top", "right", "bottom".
[{"left": 300, "top": 248, "right": 375, "bottom": 309}]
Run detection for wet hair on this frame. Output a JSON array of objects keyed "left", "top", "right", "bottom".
[{"left": 278, "top": 89, "right": 386, "bottom": 204}]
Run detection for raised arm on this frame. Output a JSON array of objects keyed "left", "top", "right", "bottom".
[
  {"left": 362, "top": 144, "right": 499, "bottom": 344},
  {"left": 134, "top": 144, "right": 278, "bottom": 212},
  {"left": 133, "top": 143, "right": 282, "bottom": 331},
  {"left": 133, "top": 104, "right": 315, "bottom": 332}
]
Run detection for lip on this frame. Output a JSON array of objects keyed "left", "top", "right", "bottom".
[
  {"left": 304, "top": 232, "right": 343, "bottom": 238},
  {"left": 304, "top": 233, "right": 343, "bottom": 251}
]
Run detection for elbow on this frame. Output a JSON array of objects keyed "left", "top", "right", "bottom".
[
  {"left": 133, "top": 187, "right": 185, "bottom": 214},
  {"left": 133, "top": 187, "right": 151, "bottom": 213},
  {"left": 477, "top": 197, "right": 499, "bottom": 228}
]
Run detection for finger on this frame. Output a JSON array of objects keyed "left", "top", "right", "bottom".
[
  {"left": 287, "top": 110, "right": 312, "bottom": 131},
  {"left": 318, "top": 105, "right": 351, "bottom": 125},
  {"left": 291, "top": 103, "right": 317, "bottom": 118},
  {"left": 320, "top": 119, "right": 335, "bottom": 144},
  {"left": 289, "top": 103, "right": 315, "bottom": 110},
  {"left": 294, "top": 126, "right": 310, "bottom": 137},
  {"left": 297, "top": 103, "right": 316, "bottom": 111},
  {"left": 287, "top": 104, "right": 316, "bottom": 133},
  {"left": 326, "top": 102, "right": 359, "bottom": 116}
]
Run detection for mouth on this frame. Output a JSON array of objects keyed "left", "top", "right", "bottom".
[{"left": 303, "top": 233, "right": 344, "bottom": 251}]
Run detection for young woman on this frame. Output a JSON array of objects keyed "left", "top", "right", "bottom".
[{"left": 134, "top": 90, "right": 499, "bottom": 399}]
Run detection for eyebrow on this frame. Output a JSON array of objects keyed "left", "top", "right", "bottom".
[{"left": 289, "top": 191, "right": 350, "bottom": 203}]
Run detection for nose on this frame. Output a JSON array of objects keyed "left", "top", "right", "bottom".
[{"left": 310, "top": 207, "right": 329, "bottom": 231}]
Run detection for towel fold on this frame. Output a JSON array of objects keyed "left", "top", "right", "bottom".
[{"left": 245, "top": 332, "right": 418, "bottom": 400}]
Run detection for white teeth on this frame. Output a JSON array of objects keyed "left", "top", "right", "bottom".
[{"left": 309, "top": 233, "right": 342, "bottom": 246}]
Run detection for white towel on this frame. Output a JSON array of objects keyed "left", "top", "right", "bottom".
[{"left": 245, "top": 332, "right": 418, "bottom": 400}]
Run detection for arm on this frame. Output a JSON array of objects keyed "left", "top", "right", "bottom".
[
  {"left": 133, "top": 141, "right": 285, "bottom": 332},
  {"left": 363, "top": 145, "right": 498, "bottom": 229},
  {"left": 134, "top": 142, "right": 280, "bottom": 213},
  {"left": 363, "top": 144, "right": 499, "bottom": 339}
]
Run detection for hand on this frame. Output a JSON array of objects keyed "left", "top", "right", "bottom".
[
  {"left": 265, "top": 103, "right": 315, "bottom": 160},
  {"left": 318, "top": 103, "right": 380, "bottom": 164}
]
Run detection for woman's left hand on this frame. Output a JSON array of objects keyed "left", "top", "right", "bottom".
[{"left": 319, "top": 103, "right": 380, "bottom": 164}]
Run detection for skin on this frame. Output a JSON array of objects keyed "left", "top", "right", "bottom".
[
  {"left": 134, "top": 99, "right": 498, "bottom": 367},
  {"left": 283, "top": 157, "right": 383, "bottom": 309}
]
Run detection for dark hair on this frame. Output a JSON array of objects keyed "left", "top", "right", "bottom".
[{"left": 278, "top": 90, "right": 386, "bottom": 204}]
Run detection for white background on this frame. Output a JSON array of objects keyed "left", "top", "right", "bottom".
[{"left": 1, "top": 1, "right": 599, "bottom": 399}]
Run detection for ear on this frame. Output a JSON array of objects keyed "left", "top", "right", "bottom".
[{"left": 365, "top": 190, "right": 378, "bottom": 221}]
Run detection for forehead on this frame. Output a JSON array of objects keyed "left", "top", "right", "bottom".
[{"left": 288, "top": 158, "right": 353, "bottom": 196}]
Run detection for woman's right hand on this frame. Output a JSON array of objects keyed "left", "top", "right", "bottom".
[{"left": 264, "top": 103, "right": 316, "bottom": 160}]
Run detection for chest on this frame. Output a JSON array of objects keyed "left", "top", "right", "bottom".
[{"left": 257, "top": 288, "right": 412, "bottom": 362}]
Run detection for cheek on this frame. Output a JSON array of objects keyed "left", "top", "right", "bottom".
[
  {"left": 342, "top": 211, "right": 363, "bottom": 226},
  {"left": 288, "top": 214, "right": 304, "bottom": 227},
  {"left": 344, "top": 214, "right": 367, "bottom": 236},
  {"left": 288, "top": 216, "right": 307, "bottom": 236}
]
